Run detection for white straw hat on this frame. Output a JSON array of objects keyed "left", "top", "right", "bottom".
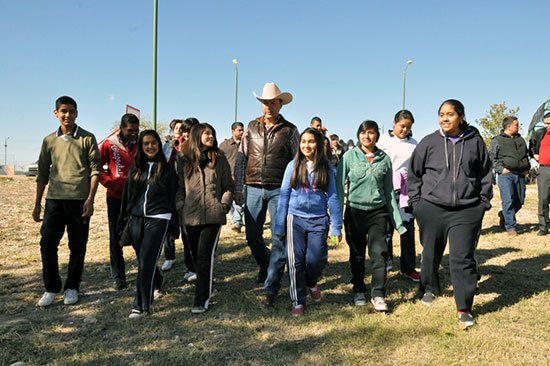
[{"left": 253, "top": 82, "right": 293, "bottom": 105}]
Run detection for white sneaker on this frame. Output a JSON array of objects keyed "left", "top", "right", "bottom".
[
  {"left": 161, "top": 259, "right": 175, "bottom": 271},
  {"left": 37, "top": 292, "right": 56, "bottom": 307},
  {"left": 63, "top": 289, "right": 79, "bottom": 305},
  {"left": 354, "top": 293, "right": 367, "bottom": 306},
  {"left": 183, "top": 270, "right": 195, "bottom": 280},
  {"left": 187, "top": 272, "right": 197, "bottom": 282},
  {"left": 129, "top": 309, "right": 145, "bottom": 319},
  {"left": 371, "top": 296, "right": 388, "bottom": 312}
]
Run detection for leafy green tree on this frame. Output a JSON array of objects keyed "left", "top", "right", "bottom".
[{"left": 475, "top": 102, "right": 520, "bottom": 147}]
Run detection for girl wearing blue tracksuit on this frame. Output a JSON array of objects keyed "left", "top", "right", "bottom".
[{"left": 274, "top": 128, "right": 342, "bottom": 317}]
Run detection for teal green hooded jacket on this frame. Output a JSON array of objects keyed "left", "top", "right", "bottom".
[{"left": 336, "top": 146, "right": 406, "bottom": 234}]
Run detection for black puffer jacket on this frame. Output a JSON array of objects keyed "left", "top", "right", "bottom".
[{"left": 407, "top": 127, "right": 493, "bottom": 210}]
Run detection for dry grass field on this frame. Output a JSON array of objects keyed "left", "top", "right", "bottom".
[{"left": 1, "top": 176, "right": 549, "bottom": 366}]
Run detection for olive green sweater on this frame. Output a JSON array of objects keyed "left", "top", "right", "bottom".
[
  {"left": 336, "top": 146, "right": 405, "bottom": 234},
  {"left": 37, "top": 126, "right": 101, "bottom": 200}
]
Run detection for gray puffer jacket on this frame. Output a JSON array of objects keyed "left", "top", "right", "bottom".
[{"left": 175, "top": 151, "right": 233, "bottom": 226}]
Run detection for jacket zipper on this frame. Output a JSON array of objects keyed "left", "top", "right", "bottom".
[
  {"left": 143, "top": 162, "right": 154, "bottom": 215},
  {"left": 201, "top": 166, "right": 207, "bottom": 223},
  {"left": 452, "top": 143, "right": 456, "bottom": 207},
  {"left": 261, "top": 127, "right": 267, "bottom": 185}
]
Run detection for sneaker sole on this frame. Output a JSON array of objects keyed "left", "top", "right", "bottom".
[
  {"left": 191, "top": 309, "right": 206, "bottom": 314},
  {"left": 459, "top": 321, "right": 475, "bottom": 330}
]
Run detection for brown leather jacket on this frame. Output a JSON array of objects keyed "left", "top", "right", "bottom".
[
  {"left": 175, "top": 152, "right": 233, "bottom": 226},
  {"left": 245, "top": 115, "right": 297, "bottom": 186}
]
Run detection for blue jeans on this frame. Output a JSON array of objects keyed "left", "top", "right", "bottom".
[
  {"left": 244, "top": 185, "right": 286, "bottom": 295},
  {"left": 230, "top": 201, "right": 244, "bottom": 227},
  {"left": 497, "top": 173, "right": 525, "bottom": 231}
]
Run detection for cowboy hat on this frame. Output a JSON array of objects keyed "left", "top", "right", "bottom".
[{"left": 253, "top": 82, "right": 293, "bottom": 105}]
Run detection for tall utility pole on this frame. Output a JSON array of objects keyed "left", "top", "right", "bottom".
[
  {"left": 152, "top": 0, "right": 158, "bottom": 130},
  {"left": 402, "top": 60, "right": 413, "bottom": 110},
  {"left": 4, "top": 137, "right": 9, "bottom": 166},
  {"left": 233, "top": 59, "right": 238, "bottom": 122}
]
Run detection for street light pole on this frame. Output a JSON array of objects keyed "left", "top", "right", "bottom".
[
  {"left": 233, "top": 59, "right": 238, "bottom": 122},
  {"left": 152, "top": 0, "right": 158, "bottom": 130},
  {"left": 402, "top": 60, "right": 413, "bottom": 110},
  {"left": 4, "top": 137, "right": 9, "bottom": 167}
]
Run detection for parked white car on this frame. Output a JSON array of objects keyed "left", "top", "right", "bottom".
[{"left": 26, "top": 161, "right": 38, "bottom": 176}]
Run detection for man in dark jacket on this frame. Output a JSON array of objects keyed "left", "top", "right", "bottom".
[
  {"left": 219, "top": 122, "right": 244, "bottom": 232},
  {"left": 489, "top": 116, "right": 529, "bottom": 236},
  {"left": 529, "top": 112, "right": 550, "bottom": 235},
  {"left": 234, "top": 83, "right": 299, "bottom": 306}
]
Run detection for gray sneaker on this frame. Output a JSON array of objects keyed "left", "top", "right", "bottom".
[
  {"left": 421, "top": 292, "right": 435, "bottom": 306},
  {"left": 354, "top": 293, "right": 367, "bottom": 306},
  {"left": 371, "top": 296, "right": 388, "bottom": 312},
  {"left": 458, "top": 312, "right": 475, "bottom": 329},
  {"left": 191, "top": 305, "right": 206, "bottom": 314}
]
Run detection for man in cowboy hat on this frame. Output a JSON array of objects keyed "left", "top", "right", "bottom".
[{"left": 234, "top": 82, "right": 299, "bottom": 306}]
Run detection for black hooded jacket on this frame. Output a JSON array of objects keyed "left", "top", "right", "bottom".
[{"left": 407, "top": 127, "right": 493, "bottom": 210}]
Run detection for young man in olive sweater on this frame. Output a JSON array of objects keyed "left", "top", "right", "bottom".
[{"left": 33, "top": 96, "right": 101, "bottom": 307}]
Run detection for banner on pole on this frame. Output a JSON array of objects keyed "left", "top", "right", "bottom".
[{"left": 125, "top": 105, "right": 140, "bottom": 118}]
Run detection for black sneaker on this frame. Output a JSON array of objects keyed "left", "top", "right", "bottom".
[
  {"left": 458, "top": 312, "right": 475, "bottom": 329},
  {"left": 256, "top": 268, "right": 268, "bottom": 283},
  {"left": 113, "top": 279, "right": 127, "bottom": 290},
  {"left": 264, "top": 294, "right": 276, "bottom": 307},
  {"left": 498, "top": 211, "right": 505, "bottom": 230},
  {"left": 421, "top": 292, "right": 434, "bottom": 306},
  {"left": 537, "top": 230, "right": 548, "bottom": 236}
]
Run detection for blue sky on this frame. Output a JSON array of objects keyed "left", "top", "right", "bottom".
[{"left": 1, "top": 0, "right": 549, "bottom": 167}]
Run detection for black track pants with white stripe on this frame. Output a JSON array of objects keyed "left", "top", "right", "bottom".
[
  {"left": 286, "top": 214, "right": 329, "bottom": 306},
  {"left": 130, "top": 216, "right": 167, "bottom": 312},
  {"left": 186, "top": 224, "right": 221, "bottom": 308}
]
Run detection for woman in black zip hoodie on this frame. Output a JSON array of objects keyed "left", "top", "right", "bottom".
[
  {"left": 407, "top": 100, "right": 493, "bottom": 329},
  {"left": 119, "top": 130, "right": 179, "bottom": 319}
]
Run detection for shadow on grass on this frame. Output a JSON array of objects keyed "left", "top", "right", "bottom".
[
  {"left": 480, "top": 222, "right": 539, "bottom": 235},
  {"left": 474, "top": 252, "right": 550, "bottom": 315},
  {"left": 3, "top": 231, "right": 549, "bottom": 365}
]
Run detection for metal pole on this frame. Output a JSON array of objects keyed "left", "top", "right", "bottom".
[
  {"left": 402, "top": 69, "right": 406, "bottom": 110},
  {"left": 153, "top": 0, "right": 158, "bottom": 130},
  {"left": 233, "top": 59, "right": 238, "bottom": 122},
  {"left": 402, "top": 60, "right": 412, "bottom": 110},
  {"left": 4, "top": 137, "right": 8, "bottom": 166}
]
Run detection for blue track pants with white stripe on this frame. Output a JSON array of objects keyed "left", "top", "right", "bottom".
[{"left": 286, "top": 214, "right": 329, "bottom": 306}]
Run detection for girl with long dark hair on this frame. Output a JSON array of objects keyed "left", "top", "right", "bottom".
[
  {"left": 176, "top": 123, "right": 233, "bottom": 314},
  {"left": 408, "top": 99, "right": 492, "bottom": 329},
  {"left": 274, "top": 128, "right": 342, "bottom": 316},
  {"left": 119, "top": 130, "right": 179, "bottom": 319}
]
